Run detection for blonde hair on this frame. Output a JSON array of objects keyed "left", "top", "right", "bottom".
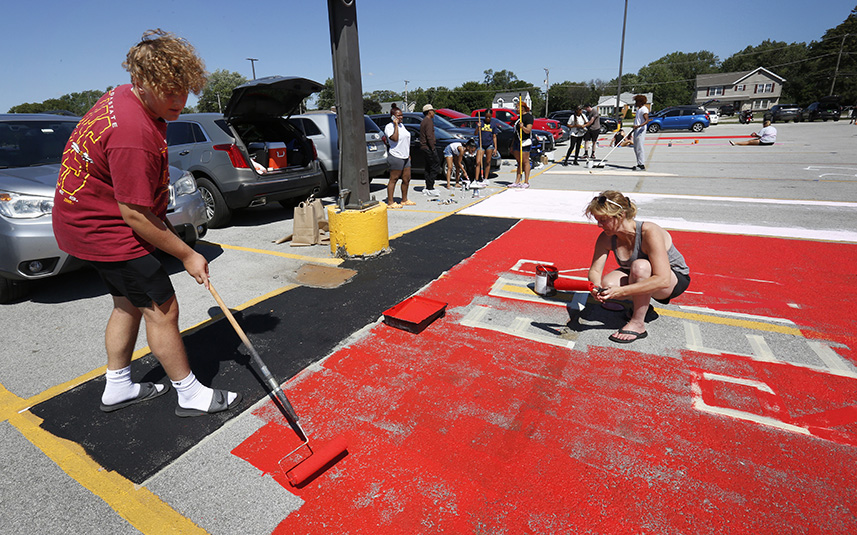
[
  {"left": 123, "top": 29, "right": 207, "bottom": 95},
  {"left": 584, "top": 190, "right": 637, "bottom": 220}
]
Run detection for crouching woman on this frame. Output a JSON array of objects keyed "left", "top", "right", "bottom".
[{"left": 584, "top": 191, "right": 691, "bottom": 344}]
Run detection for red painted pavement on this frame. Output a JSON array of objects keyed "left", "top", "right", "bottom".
[{"left": 233, "top": 220, "right": 857, "bottom": 534}]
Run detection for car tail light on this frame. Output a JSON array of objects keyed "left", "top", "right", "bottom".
[
  {"left": 311, "top": 140, "right": 318, "bottom": 161},
  {"left": 213, "top": 144, "right": 250, "bottom": 168}
]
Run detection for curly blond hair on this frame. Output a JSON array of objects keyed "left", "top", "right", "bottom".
[{"left": 123, "top": 29, "right": 207, "bottom": 95}]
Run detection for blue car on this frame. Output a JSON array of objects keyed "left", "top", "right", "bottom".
[{"left": 646, "top": 106, "right": 710, "bottom": 133}]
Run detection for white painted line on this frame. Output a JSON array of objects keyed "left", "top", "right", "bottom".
[
  {"left": 702, "top": 372, "right": 775, "bottom": 394},
  {"left": 807, "top": 340, "right": 853, "bottom": 374},
  {"left": 746, "top": 334, "right": 777, "bottom": 363},
  {"left": 458, "top": 189, "right": 857, "bottom": 242},
  {"left": 460, "top": 306, "right": 575, "bottom": 350}
]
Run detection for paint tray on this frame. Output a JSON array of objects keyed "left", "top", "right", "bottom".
[{"left": 383, "top": 296, "right": 447, "bottom": 334}]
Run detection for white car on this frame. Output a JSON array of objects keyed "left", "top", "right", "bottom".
[{"left": 706, "top": 109, "right": 719, "bottom": 125}]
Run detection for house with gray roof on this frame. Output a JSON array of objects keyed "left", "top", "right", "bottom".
[
  {"left": 493, "top": 91, "right": 532, "bottom": 111},
  {"left": 695, "top": 67, "right": 785, "bottom": 111}
]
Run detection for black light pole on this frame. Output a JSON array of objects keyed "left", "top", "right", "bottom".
[
  {"left": 328, "top": 0, "right": 374, "bottom": 210},
  {"left": 615, "top": 0, "right": 629, "bottom": 121},
  {"left": 246, "top": 58, "right": 258, "bottom": 80}
]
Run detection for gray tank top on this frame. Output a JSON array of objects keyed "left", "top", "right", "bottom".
[{"left": 611, "top": 220, "right": 690, "bottom": 275}]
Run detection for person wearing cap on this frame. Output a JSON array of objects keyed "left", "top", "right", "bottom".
[{"left": 419, "top": 104, "right": 441, "bottom": 197}]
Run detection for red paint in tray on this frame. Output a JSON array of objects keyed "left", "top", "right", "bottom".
[{"left": 383, "top": 296, "right": 447, "bottom": 334}]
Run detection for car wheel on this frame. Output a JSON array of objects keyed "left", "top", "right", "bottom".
[
  {"left": 0, "top": 276, "right": 28, "bottom": 304},
  {"left": 691, "top": 122, "right": 705, "bottom": 133},
  {"left": 600, "top": 124, "right": 608, "bottom": 134},
  {"left": 647, "top": 123, "right": 660, "bottom": 133},
  {"left": 315, "top": 166, "right": 333, "bottom": 197},
  {"left": 195, "top": 177, "right": 231, "bottom": 229}
]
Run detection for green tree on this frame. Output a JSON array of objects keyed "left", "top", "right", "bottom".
[
  {"left": 8, "top": 89, "right": 110, "bottom": 115},
  {"left": 315, "top": 78, "right": 336, "bottom": 110},
  {"left": 721, "top": 40, "right": 811, "bottom": 103},
  {"left": 365, "top": 89, "right": 403, "bottom": 104},
  {"left": 807, "top": 6, "right": 857, "bottom": 104},
  {"left": 483, "top": 69, "right": 518, "bottom": 89},
  {"left": 363, "top": 98, "right": 381, "bottom": 114},
  {"left": 637, "top": 51, "right": 719, "bottom": 108},
  {"left": 197, "top": 70, "right": 248, "bottom": 113}
]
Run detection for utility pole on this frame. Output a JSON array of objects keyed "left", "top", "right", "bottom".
[
  {"left": 246, "top": 58, "right": 258, "bottom": 80},
  {"left": 615, "top": 0, "right": 629, "bottom": 121},
  {"left": 404, "top": 80, "right": 409, "bottom": 110},
  {"left": 544, "top": 68, "right": 550, "bottom": 117},
  {"left": 829, "top": 33, "right": 848, "bottom": 96}
]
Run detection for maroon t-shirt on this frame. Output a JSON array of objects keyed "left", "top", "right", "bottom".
[{"left": 53, "top": 84, "right": 169, "bottom": 262}]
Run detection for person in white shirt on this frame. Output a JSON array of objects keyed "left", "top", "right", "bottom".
[
  {"left": 562, "top": 106, "right": 587, "bottom": 165},
  {"left": 631, "top": 95, "right": 651, "bottom": 171},
  {"left": 730, "top": 120, "right": 777, "bottom": 146},
  {"left": 384, "top": 109, "right": 413, "bottom": 208}
]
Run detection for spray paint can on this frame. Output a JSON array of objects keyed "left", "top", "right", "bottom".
[{"left": 534, "top": 265, "right": 559, "bottom": 296}]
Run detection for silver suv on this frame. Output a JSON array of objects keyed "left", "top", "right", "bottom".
[
  {"left": 0, "top": 113, "right": 207, "bottom": 303},
  {"left": 288, "top": 112, "right": 389, "bottom": 194},
  {"left": 167, "top": 76, "right": 325, "bottom": 228}
]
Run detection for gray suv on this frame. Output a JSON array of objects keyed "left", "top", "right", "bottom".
[
  {"left": 288, "top": 112, "right": 389, "bottom": 194},
  {"left": 0, "top": 114, "right": 207, "bottom": 303},
  {"left": 167, "top": 76, "right": 325, "bottom": 227}
]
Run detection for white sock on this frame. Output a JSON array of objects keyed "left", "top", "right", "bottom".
[
  {"left": 172, "top": 371, "right": 236, "bottom": 411},
  {"left": 102, "top": 366, "right": 140, "bottom": 405}
]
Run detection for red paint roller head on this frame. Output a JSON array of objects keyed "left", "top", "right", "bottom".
[
  {"left": 552, "top": 279, "right": 595, "bottom": 292},
  {"left": 285, "top": 435, "right": 348, "bottom": 487}
]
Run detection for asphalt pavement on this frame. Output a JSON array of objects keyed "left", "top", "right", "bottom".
[{"left": 2, "top": 119, "right": 856, "bottom": 534}]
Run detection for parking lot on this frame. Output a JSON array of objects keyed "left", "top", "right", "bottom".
[{"left": 2, "top": 120, "right": 857, "bottom": 534}]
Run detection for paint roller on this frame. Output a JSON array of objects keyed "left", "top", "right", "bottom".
[
  {"left": 534, "top": 265, "right": 599, "bottom": 295},
  {"left": 208, "top": 283, "right": 347, "bottom": 487}
]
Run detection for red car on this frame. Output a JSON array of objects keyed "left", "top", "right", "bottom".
[
  {"left": 435, "top": 108, "right": 468, "bottom": 120},
  {"left": 533, "top": 118, "right": 563, "bottom": 141}
]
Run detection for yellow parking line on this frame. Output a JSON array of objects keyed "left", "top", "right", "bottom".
[
  {"left": 499, "top": 283, "right": 803, "bottom": 337},
  {"left": 1, "top": 385, "right": 204, "bottom": 534},
  {"left": 199, "top": 240, "right": 343, "bottom": 266}
]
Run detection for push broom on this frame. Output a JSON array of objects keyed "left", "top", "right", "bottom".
[{"left": 208, "top": 283, "right": 347, "bottom": 487}]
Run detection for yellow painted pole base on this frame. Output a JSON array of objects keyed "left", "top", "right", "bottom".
[{"left": 327, "top": 203, "right": 390, "bottom": 258}]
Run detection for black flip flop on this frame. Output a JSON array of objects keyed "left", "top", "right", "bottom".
[
  {"left": 175, "top": 389, "right": 242, "bottom": 418},
  {"left": 100, "top": 382, "right": 170, "bottom": 413},
  {"left": 609, "top": 329, "right": 648, "bottom": 344}
]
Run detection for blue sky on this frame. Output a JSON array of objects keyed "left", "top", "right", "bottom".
[{"left": 1, "top": 0, "right": 854, "bottom": 113}]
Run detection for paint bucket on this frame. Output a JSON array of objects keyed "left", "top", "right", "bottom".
[{"left": 534, "top": 264, "right": 558, "bottom": 296}]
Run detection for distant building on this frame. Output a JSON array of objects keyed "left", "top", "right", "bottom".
[
  {"left": 380, "top": 101, "right": 415, "bottom": 114},
  {"left": 597, "top": 92, "right": 654, "bottom": 117},
  {"left": 695, "top": 67, "right": 785, "bottom": 111},
  {"left": 493, "top": 91, "right": 532, "bottom": 111}
]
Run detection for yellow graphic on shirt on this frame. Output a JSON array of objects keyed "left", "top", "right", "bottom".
[{"left": 57, "top": 90, "right": 116, "bottom": 203}]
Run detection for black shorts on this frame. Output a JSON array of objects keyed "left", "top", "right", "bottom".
[
  {"left": 88, "top": 254, "right": 175, "bottom": 308},
  {"left": 654, "top": 270, "right": 691, "bottom": 304},
  {"left": 585, "top": 129, "right": 600, "bottom": 142}
]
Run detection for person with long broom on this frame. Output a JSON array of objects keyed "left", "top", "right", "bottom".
[
  {"left": 53, "top": 30, "right": 241, "bottom": 417},
  {"left": 511, "top": 102, "right": 534, "bottom": 188}
]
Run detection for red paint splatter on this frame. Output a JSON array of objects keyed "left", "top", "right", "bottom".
[{"left": 232, "top": 220, "right": 857, "bottom": 534}]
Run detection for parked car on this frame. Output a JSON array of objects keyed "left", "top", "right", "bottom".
[
  {"left": 167, "top": 76, "right": 325, "bottom": 228},
  {"left": 370, "top": 112, "right": 472, "bottom": 140},
  {"left": 719, "top": 104, "right": 736, "bottom": 117},
  {"left": 0, "top": 113, "right": 207, "bottom": 303},
  {"left": 646, "top": 106, "right": 710, "bottom": 133},
  {"left": 434, "top": 108, "right": 469, "bottom": 120},
  {"left": 288, "top": 112, "right": 389, "bottom": 194},
  {"left": 548, "top": 110, "right": 620, "bottom": 133},
  {"left": 769, "top": 104, "right": 802, "bottom": 123},
  {"left": 800, "top": 97, "right": 842, "bottom": 122},
  {"left": 471, "top": 107, "right": 519, "bottom": 125},
  {"left": 706, "top": 109, "right": 720, "bottom": 125},
  {"left": 448, "top": 117, "right": 555, "bottom": 158}
]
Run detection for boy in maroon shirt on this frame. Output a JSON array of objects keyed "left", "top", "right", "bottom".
[{"left": 53, "top": 29, "right": 240, "bottom": 417}]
